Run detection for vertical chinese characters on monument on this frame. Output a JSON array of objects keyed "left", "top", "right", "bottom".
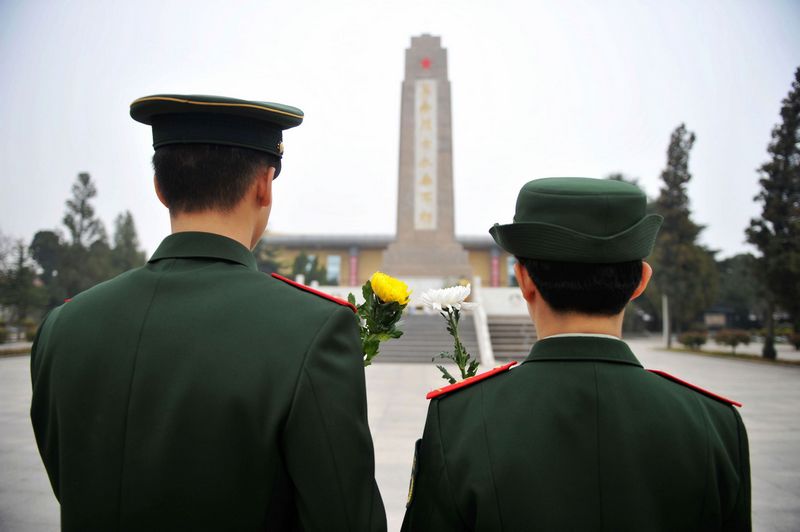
[
  {"left": 381, "top": 34, "right": 472, "bottom": 277},
  {"left": 414, "top": 80, "right": 437, "bottom": 230}
]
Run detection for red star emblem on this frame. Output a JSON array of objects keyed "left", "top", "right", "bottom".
[{"left": 421, "top": 57, "right": 432, "bottom": 70}]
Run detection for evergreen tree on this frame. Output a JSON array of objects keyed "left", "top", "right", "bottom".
[
  {"left": 30, "top": 230, "right": 62, "bottom": 281},
  {"left": 0, "top": 241, "right": 47, "bottom": 325},
  {"left": 605, "top": 174, "right": 663, "bottom": 334},
  {"left": 746, "top": 66, "right": 800, "bottom": 358},
  {"left": 649, "top": 124, "right": 719, "bottom": 346},
  {"left": 253, "top": 241, "right": 286, "bottom": 275},
  {"left": 606, "top": 172, "right": 641, "bottom": 187},
  {"left": 44, "top": 172, "right": 111, "bottom": 299},
  {"left": 714, "top": 254, "right": 763, "bottom": 330},
  {"left": 291, "top": 251, "right": 310, "bottom": 281},
  {"left": 290, "top": 251, "right": 327, "bottom": 284},
  {"left": 306, "top": 255, "right": 328, "bottom": 285},
  {"left": 0, "top": 229, "right": 11, "bottom": 272},
  {"left": 86, "top": 239, "right": 116, "bottom": 285},
  {"left": 111, "top": 211, "right": 146, "bottom": 272},
  {"left": 29, "top": 230, "right": 66, "bottom": 307},
  {"left": 63, "top": 172, "right": 106, "bottom": 248}
]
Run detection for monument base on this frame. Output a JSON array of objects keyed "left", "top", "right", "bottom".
[{"left": 382, "top": 241, "right": 473, "bottom": 278}]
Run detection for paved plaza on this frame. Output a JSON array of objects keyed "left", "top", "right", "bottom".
[{"left": 1, "top": 339, "right": 798, "bottom": 531}]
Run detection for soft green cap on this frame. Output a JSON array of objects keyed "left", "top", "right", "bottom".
[
  {"left": 130, "top": 94, "right": 304, "bottom": 177},
  {"left": 489, "top": 177, "right": 663, "bottom": 263}
]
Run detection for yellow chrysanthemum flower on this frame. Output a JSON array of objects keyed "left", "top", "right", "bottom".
[{"left": 370, "top": 271, "right": 411, "bottom": 305}]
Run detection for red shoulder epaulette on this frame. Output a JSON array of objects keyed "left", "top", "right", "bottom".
[
  {"left": 271, "top": 273, "right": 357, "bottom": 313},
  {"left": 647, "top": 369, "right": 742, "bottom": 407},
  {"left": 426, "top": 361, "right": 517, "bottom": 400}
]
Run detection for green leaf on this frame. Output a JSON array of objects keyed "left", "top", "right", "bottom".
[
  {"left": 362, "top": 280, "right": 374, "bottom": 301},
  {"left": 436, "top": 365, "right": 457, "bottom": 385},
  {"left": 467, "top": 358, "right": 480, "bottom": 378},
  {"left": 364, "top": 336, "right": 380, "bottom": 356},
  {"left": 347, "top": 292, "right": 356, "bottom": 306}
]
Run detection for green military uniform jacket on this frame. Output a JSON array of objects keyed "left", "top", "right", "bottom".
[
  {"left": 402, "top": 335, "right": 750, "bottom": 531},
  {"left": 30, "top": 232, "right": 386, "bottom": 532}
]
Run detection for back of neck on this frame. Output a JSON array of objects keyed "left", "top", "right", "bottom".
[
  {"left": 533, "top": 309, "right": 624, "bottom": 339},
  {"left": 170, "top": 211, "right": 252, "bottom": 250}
]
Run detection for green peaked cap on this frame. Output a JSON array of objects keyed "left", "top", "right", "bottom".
[
  {"left": 130, "top": 94, "right": 304, "bottom": 177},
  {"left": 489, "top": 177, "right": 663, "bottom": 263}
]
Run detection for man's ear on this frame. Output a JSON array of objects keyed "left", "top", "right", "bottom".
[
  {"left": 514, "top": 261, "right": 537, "bottom": 303},
  {"left": 630, "top": 261, "right": 653, "bottom": 301},
  {"left": 255, "top": 166, "right": 275, "bottom": 208},
  {"left": 154, "top": 175, "right": 169, "bottom": 208}
]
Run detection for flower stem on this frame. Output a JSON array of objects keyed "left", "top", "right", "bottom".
[{"left": 435, "top": 306, "right": 479, "bottom": 383}]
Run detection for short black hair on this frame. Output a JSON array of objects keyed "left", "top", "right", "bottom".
[
  {"left": 152, "top": 144, "right": 279, "bottom": 214},
  {"left": 516, "top": 257, "right": 643, "bottom": 316}
]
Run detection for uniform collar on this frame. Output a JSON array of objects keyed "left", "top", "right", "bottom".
[
  {"left": 539, "top": 332, "right": 621, "bottom": 341},
  {"left": 149, "top": 231, "right": 258, "bottom": 271},
  {"left": 522, "top": 335, "right": 642, "bottom": 367}
]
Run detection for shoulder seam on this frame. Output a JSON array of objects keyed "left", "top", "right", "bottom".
[
  {"left": 270, "top": 273, "right": 356, "bottom": 313},
  {"left": 647, "top": 369, "right": 742, "bottom": 407},
  {"left": 427, "top": 362, "right": 517, "bottom": 400}
]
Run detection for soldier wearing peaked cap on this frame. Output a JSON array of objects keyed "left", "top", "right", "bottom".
[
  {"left": 402, "top": 177, "right": 750, "bottom": 531},
  {"left": 30, "top": 94, "right": 386, "bottom": 531}
]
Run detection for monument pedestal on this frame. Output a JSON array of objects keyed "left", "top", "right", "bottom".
[{"left": 382, "top": 242, "right": 471, "bottom": 278}]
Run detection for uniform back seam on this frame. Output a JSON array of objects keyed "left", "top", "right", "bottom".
[
  {"left": 593, "top": 363, "right": 605, "bottom": 530},
  {"left": 480, "top": 384, "right": 505, "bottom": 531},
  {"left": 434, "top": 400, "right": 470, "bottom": 529},
  {"left": 115, "top": 260, "right": 173, "bottom": 530},
  {"left": 285, "top": 308, "right": 355, "bottom": 530},
  {"left": 694, "top": 394, "right": 713, "bottom": 525},
  {"left": 299, "top": 366, "right": 355, "bottom": 530}
]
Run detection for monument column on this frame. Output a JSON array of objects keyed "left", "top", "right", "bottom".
[{"left": 382, "top": 34, "right": 472, "bottom": 278}]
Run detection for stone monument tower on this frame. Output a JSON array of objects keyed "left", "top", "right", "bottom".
[{"left": 381, "top": 34, "right": 472, "bottom": 278}]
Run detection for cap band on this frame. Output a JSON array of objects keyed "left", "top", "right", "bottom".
[{"left": 151, "top": 113, "right": 284, "bottom": 158}]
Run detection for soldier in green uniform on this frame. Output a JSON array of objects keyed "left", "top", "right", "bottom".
[
  {"left": 403, "top": 177, "right": 750, "bottom": 531},
  {"left": 30, "top": 94, "right": 386, "bottom": 531}
]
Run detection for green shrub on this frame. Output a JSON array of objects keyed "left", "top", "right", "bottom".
[
  {"left": 679, "top": 332, "right": 707, "bottom": 349},
  {"left": 0, "top": 326, "right": 7, "bottom": 344},
  {"left": 22, "top": 318, "right": 38, "bottom": 342},
  {"left": 714, "top": 329, "right": 752, "bottom": 354}
]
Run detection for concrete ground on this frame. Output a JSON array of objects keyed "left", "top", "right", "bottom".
[{"left": 1, "top": 339, "right": 798, "bottom": 531}]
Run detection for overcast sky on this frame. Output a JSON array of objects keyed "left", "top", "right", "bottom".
[{"left": 1, "top": 0, "right": 799, "bottom": 259}]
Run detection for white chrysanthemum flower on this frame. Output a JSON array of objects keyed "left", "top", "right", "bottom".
[{"left": 420, "top": 284, "right": 478, "bottom": 311}]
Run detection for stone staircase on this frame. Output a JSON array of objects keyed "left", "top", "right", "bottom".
[
  {"left": 374, "top": 313, "right": 479, "bottom": 364},
  {"left": 488, "top": 316, "right": 537, "bottom": 360}
]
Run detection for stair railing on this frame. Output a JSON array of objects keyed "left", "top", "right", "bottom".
[{"left": 470, "top": 276, "right": 496, "bottom": 368}]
